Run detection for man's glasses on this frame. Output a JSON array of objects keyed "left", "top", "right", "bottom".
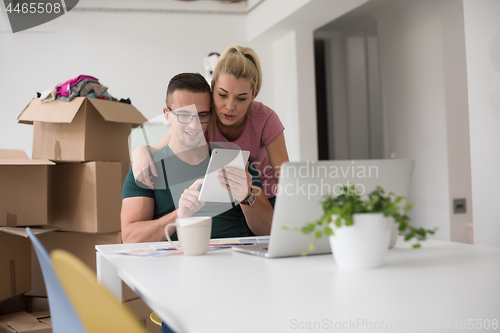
[{"left": 167, "top": 107, "right": 212, "bottom": 124}]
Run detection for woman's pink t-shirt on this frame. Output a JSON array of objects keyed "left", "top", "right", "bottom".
[{"left": 212, "top": 101, "right": 284, "bottom": 198}]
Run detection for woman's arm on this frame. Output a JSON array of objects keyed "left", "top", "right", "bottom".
[
  {"left": 131, "top": 131, "right": 172, "bottom": 188},
  {"left": 220, "top": 165, "right": 273, "bottom": 236},
  {"left": 132, "top": 145, "right": 159, "bottom": 189},
  {"left": 265, "top": 132, "right": 289, "bottom": 186}
]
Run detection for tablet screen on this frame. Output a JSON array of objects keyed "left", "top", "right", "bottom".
[{"left": 198, "top": 149, "right": 250, "bottom": 203}]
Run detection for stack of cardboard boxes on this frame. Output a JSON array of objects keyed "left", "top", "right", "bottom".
[{"left": 1, "top": 97, "right": 160, "bottom": 332}]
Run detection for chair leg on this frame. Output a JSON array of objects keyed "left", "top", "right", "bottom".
[{"left": 149, "top": 312, "right": 162, "bottom": 326}]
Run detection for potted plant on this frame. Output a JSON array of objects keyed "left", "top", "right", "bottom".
[{"left": 298, "top": 184, "right": 437, "bottom": 270}]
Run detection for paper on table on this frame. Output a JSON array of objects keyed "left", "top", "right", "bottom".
[{"left": 113, "top": 237, "right": 269, "bottom": 257}]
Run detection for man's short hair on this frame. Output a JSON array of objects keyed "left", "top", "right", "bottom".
[{"left": 166, "top": 73, "right": 212, "bottom": 106}]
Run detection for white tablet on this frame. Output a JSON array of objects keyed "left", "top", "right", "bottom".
[{"left": 198, "top": 149, "right": 250, "bottom": 203}]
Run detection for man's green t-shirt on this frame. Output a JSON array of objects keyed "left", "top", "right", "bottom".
[{"left": 122, "top": 145, "right": 261, "bottom": 240}]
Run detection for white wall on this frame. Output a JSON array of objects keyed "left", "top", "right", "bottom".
[
  {"left": 247, "top": 0, "right": 369, "bottom": 161},
  {"left": 3, "top": 0, "right": 494, "bottom": 246},
  {"left": 246, "top": 37, "right": 276, "bottom": 111},
  {"left": 441, "top": 0, "right": 474, "bottom": 244},
  {"left": 463, "top": 0, "right": 500, "bottom": 247},
  {"left": 246, "top": 0, "right": 311, "bottom": 41},
  {"left": 0, "top": 10, "right": 245, "bottom": 156},
  {"left": 373, "top": 0, "right": 451, "bottom": 240},
  {"left": 271, "top": 30, "right": 317, "bottom": 162},
  {"left": 272, "top": 32, "right": 301, "bottom": 161}
]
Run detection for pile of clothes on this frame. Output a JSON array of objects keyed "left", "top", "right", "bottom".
[{"left": 38, "top": 75, "right": 131, "bottom": 104}]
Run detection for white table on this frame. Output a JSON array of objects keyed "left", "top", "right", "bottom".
[{"left": 96, "top": 237, "right": 500, "bottom": 333}]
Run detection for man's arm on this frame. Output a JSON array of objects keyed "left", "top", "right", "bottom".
[
  {"left": 121, "top": 197, "right": 178, "bottom": 243},
  {"left": 121, "top": 179, "right": 206, "bottom": 243}
]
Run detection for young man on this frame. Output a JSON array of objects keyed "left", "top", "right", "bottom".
[{"left": 121, "top": 73, "right": 273, "bottom": 243}]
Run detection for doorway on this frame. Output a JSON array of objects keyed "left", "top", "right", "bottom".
[{"left": 314, "top": 15, "right": 384, "bottom": 161}]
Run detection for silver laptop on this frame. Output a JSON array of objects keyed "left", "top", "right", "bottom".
[{"left": 232, "top": 159, "right": 415, "bottom": 258}]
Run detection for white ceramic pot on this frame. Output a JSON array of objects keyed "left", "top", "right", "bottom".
[
  {"left": 329, "top": 213, "right": 392, "bottom": 270},
  {"left": 388, "top": 217, "right": 398, "bottom": 249}
]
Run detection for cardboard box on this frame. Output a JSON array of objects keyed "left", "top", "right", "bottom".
[
  {"left": 48, "top": 161, "right": 122, "bottom": 233},
  {"left": 4, "top": 227, "right": 135, "bottom": 302},
  {"left": 17, "top": 97, "right": 147, "bottom": 162},
  {"left": 0, "top": 150, "right": 54, "bottom": 227},
  {"left": 28, "top": 313, "right": 50, "bottom": 330},
  {"left": 25, "top": 231, "right": 121, "bottom": 297},
  {"left": 23, "top": 298, "right": 49, "bottom": 315},
  {"left": 0, "top": 311, "right": 51, "bottom": 333},
  {"left": 120, "top": 161, "right": 132, "bottom": 187},
  {"left": 0, "top": 296, "right": 24, "bottom": 317},
  {"left": 125, "top": 298, "right": 161, "bottom": 333},
  {"left": 0, "top": 232, "right": 31, "bottom": 302}
]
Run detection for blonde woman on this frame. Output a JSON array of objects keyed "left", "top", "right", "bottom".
[{"left": 133, "top": 45, "right": 289, "bottom": 207}]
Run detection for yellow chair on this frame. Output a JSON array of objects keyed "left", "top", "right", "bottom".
[{"left": 51, "top": 249, "right": 148, "bottom": 333}]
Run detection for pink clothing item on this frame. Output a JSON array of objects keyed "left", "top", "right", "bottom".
[
  {"left": 212, "top": 101, "right": 284, "bottom": 198},
  {"left": 56, "top": 75, "right": 99, "bottom": 97}
]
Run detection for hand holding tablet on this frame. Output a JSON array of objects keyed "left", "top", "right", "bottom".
[
  {"left": 198, "top": 149, "right": 251, "bottom": 203},
  {"left": 218, "top": 164, "right": 252, "bottom": 202}
]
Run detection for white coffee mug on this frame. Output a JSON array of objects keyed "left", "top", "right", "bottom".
[{"left": 165, "top": 217, "right": 212, "bottom": 256}]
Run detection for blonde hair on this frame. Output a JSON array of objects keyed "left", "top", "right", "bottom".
[
  {"left": 208, "top": 45, "right": 263, "bottom": 139},
  {"left": 211, "top": 45, "right": 262, "bottom": 98}
]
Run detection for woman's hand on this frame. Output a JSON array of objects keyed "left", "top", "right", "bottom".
[
  {"left": 219, "top": 162, "right": 252, "bottom": 202},
  {"left": 177, "top": 179, "right": 206, "bottom": 218},
  {"left": 132, "top": 145, "right": 158, "bottom": 190}
]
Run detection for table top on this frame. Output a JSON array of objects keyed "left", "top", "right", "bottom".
[{"left": 96, "top": 238, "right": 500, "bottom": 333}]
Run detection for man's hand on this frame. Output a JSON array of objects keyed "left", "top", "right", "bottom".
[
  {"left": 177, "top": 179, "right": 206, "bottom": 218},
  {"left": 132, "top": 145, "right": 158, "bottom": 190},
  {"left": 218, "top": 162, "right": 252, "bottom": 202}
]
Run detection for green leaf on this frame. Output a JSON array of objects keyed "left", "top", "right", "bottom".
[
  {"left": 413, "top": 243, "right": 421, "bottom": 249},
  {"left": 300, "top": 185, "right": 434, "bottom": 250},
  {"left": 428, "top": 228, "right": 438, "bottom": 235},
  {"left": 321, "top": 215, "right": 331, "bottom": 224},
  {"left": 415, "top": 229, "right": 426, "bottom": 236},
  {"left": 308, "top": 242, "right": 315, "bottom": 252},
  {"left": 404, "top": 232, "right": 414, "bottom": 241},
  {"left": 301, "top": 223, "right": 316, "bottom": 235},
  {"left": 342, "top": 202, "right": 352, "bottom": 214},
  {"left": 330, "top": 207, "right": 342, "bottom": 215},
  {"left": 281, "top": 225, "right": 289, "bottom": 230}
]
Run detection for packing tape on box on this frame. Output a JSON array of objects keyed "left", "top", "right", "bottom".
[{"left": 6, "top": 213, "right": 17, "bottom": 227}]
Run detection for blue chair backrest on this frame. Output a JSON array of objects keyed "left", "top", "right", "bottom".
[{"left": 26, "top": 227, "right": 85, "bottom": 333}]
